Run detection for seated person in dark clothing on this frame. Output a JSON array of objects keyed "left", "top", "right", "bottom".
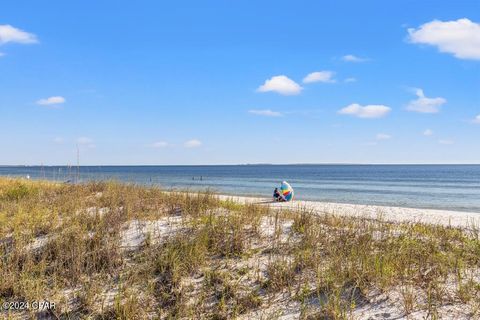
[{"left": 273, "top": 188, "right": 281, "bottom": 201}]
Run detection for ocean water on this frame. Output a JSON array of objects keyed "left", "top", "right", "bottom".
[{"left": 1, "top": 165, "right": 480, "bottom": 212}]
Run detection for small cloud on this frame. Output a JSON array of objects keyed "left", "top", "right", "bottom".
[
  {"left": 471, "top": 114, "right": 480, "bottom": 124},
  {"left": 338, "top": 103, "right": 391, "bottom": 119},
  {"left": 151, "top": 141, "right": 169, "bottom": 148},
  {"left": 406, "top": 88, "right": 446, "bottom": 113},
  {"left": 257, "top": 75, "right": 302, "bottom": 95},
  {"left": 248, "top": 109, "right": 283, "bottom": 117},
  {"left": 184, "top": 139, "right": 202, "bottom": 148},
  {"left": 0, "top": 52, "right": 5, "bottom": 57},
  {"left": 77, "top": 137, "right": 92, "bottom": 144},
  {"left": 376, "top": 133, "right": 391, "bottom": 140},
  {"left": 37, "top": 96, "right": 66, "bottom": 106},
  {"left": 408, "top": 18, "right": 480, "bottom": 60},
  {"left": 344, "top": 77, "right": 357, "bottom": 83},
  {"left": 302, "top": 71, "right": 336, "bottom": 84},
  {"left": 53, "top": 137, "right": 65, "bottom": 144},
  {"left": 342, "top": 54, "right": 368, "bottom": 62},
  {"left": 423, "top": 129, "right": 434, "bottom": 136},
  {"left": 438, "top": 139, "right": 454, "bottom": 145},
  {"left": 0, "top": 24, "right": 38, "bottom": 45},
  {"left": 77, "top": 137, "right": 95, "bottom": 148}
]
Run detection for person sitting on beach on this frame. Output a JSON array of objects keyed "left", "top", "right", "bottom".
[{"left": 273, "top": 188, "right": 281, "bottom": 201}]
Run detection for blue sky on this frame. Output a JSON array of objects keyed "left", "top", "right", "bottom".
[{"left": 1, "top": 0, "right": 479, "bottom": 165}]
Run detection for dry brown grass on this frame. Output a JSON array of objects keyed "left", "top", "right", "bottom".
[{"left": 1, "top": 178, "right": 480, "bottom": 319}]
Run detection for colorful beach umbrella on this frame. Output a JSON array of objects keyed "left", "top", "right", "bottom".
[{"left": 280, "top": 181, "right": 294, "bottom": 202}]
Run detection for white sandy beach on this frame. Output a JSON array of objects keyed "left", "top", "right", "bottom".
[{"left": 216, "top": 194, "right": 480, "bottom": 229}]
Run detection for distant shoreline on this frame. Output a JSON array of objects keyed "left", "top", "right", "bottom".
[
  {"left": 3, "top": 175, "right": 479, "bottom": 228},
  {"left": 2, "top": 163, "right": 480, "bottom": 167},
  {"left": 2, "top": 164, "right": 480, "bottom": 213}
]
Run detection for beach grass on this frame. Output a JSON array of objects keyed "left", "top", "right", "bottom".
[{"left": 0, "top": 177, "right": 479, "bottom": 319}]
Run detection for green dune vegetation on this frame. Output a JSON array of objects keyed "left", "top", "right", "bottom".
[{"left": 1, "top": 177, "right": 480, "bottom": 319}]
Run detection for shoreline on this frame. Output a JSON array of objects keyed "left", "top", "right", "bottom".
[
  {"left": 214, "top": 194, "right": 480, "bottom": 229},
  {"left": 3, "top": 175, "right": 480, "bottom": 228},
  {"left": 2, "top": 167, "right": 480, "bottom": 214}
]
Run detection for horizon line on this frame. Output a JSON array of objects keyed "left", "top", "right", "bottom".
[{"left": 1, "top": 163, "right": 480, "bottom": 167}]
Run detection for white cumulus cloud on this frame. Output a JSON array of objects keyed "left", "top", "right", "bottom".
[
  {"left": 472, "top": 114, "right": 480, "bottom": 124},
  {"left": 376, "top": 133, "right": 391, "bottom": 140},
  {"left": 408, "top": 18, "right": 480, "bottom": 60},
  {"left": 344, "top": 77, "right": 357, "bottom": 83},
  {"left": 257, "top": 75, "right": 302, "bottom": 95},
  {"left": 248, "top": 109, "right": 283, "bottom": 117},
  {"left": 184, "top": 139, "right": 202, "bottom": 148},
  {"left": 37, "top": 96, "right": 66, "bottom": 106},
  {"left": 338, "top": 103, "right": 391, "bottom": 119},
  {"left": 406, "top": 89, "right": 446, "bottom": 113},
  {"left": 423, "top": 129, "right": 434, "bottom": 136},
  {"left": 342, "top": 54, "right": 368, "bottom": 62},
  {"left": 0, "top": 24, "right": 38, "bottom": 45},
  {"left": 303, "top": 71, "right": 336, "bottom": 83}
]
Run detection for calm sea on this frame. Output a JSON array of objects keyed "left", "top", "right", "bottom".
[{"left": 1, "top": 165, "right": 479, "bottom": 212}]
